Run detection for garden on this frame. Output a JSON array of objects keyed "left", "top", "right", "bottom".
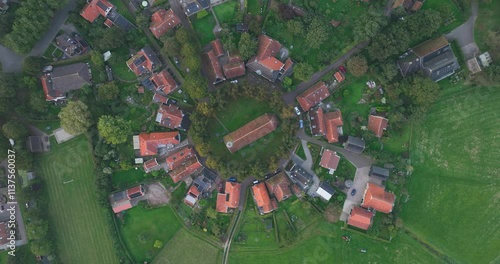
[
  {"left": 213, "top": 0, "right": 239, "bottom": 24},
  {"left": 192, "top": 14, "right": 217, "bottom": 46}
]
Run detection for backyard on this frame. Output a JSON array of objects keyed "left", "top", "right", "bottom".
[
  {"left": 192, "top": 14, "right": 216, "bottom": 46},
  {"left": 34, "top": 135, "right": 119, "bottom": 264},
  {"left": 213, "top": 0, "right": 238, "bottom": 24},
  {"left": 118, "top": 205, "right": 182, "bottom": 263},
  {"left": 108, "top": 47, "right": 137, "bottom": 82},
  {"left": 112, "top": 167, "right": 153, "bottom": 189},
  {"left": 401, "top": 80, "right": 500, "bottom": 263}
]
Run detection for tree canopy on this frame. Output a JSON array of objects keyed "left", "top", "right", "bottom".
[
  {"left": 347, "top": 56, "right": 369, "bottom": 77},
  {"left": 97, "top": 115, "right": 132, "bottom": 145},
  {"left": 58, "top": 101, "right": 93, "bottom": 135},
  {"left": 293, "top": 63, "right": 314, "bottom": 82},
  {"left": 97, "top": 82, "right": 120, "bottom": 101},
  {"left": 238, "top": 33, "right": 258, "bottom": 61},
  {"left": 2, "top": 120, "right": 28, "bottom": 140}
]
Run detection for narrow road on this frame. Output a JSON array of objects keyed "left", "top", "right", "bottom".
[
  {"left": 0, "top": 45, "right": 24, "bottom": 73},
  {"left": 222, "top": 176, "right": 254, "bottom": 264},
  {"left": 282, "top": 41, "right": 370, "bottom": 104},
  {"left": 170, "top": 0, "right": 191, "bottom": 29},
  {"left": 445, "top": 1, "right": 479, "bottom": 48}
]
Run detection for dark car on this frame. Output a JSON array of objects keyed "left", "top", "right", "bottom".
[
  {"left": 229, "top": 177, "right": 237, "bottom": 182},
  {"left": 339, "top": 66, "right": 347, "bottom": 73},
  {"left": 350, "top": 189, "right": 356, "bottom": 196}
]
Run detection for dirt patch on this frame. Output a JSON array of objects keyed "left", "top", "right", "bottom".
[{"left": 145, "top": 182, "right": 171, "bottom": 205}]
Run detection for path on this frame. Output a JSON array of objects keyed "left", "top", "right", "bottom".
[
  {"left": 445, "top": 1, "right": 479, "bottom": 59},
  {"left": 282, "top": 41, "right": 369, "bottom": 104}
]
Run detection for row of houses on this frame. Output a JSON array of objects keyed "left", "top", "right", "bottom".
[{"left": 80, "top": 0, "right": 135, "bottom": 30}]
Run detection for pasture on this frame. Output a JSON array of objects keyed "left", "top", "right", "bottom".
[
  {"left": 118, "top": 205, "right": 182, "bottom": 263},
  {"left": 153, "top": 229, "right": 221, "bottom": 264},
  {"left": 34, "top": 135, "right": 119, "bottom": 264},
  {"left": 401, "top": 81, "right": 500, "bottom": 263}
]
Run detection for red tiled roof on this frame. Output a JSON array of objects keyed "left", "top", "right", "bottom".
[
  {"left": 137, "top": 86, "right": 145, "bottom": 94},
  {"left": 348, "top": 206, "right": 374, "bottom": 230},
  {"left": 149, "top": 9, "right": 181, "bottom": 39},
  {"left": 256, "top": 35, "right": 282, "bottom": 61},
  {"left": 252, "top": 182, "right": 276, "bottom": 214},
  {"left": 207, "top": 50, "right": 225, "bottom": 83},
  {"left": 143, "top": 158, "right": 159, "bottom": 172},
  {"left": 152, "top": 93, "right": 168, "bottom": 104},
  {"left": 150, "top": 70, "right": 177, "bottom": 94},
  {"left": 127, "top": 185, "right": 144, "bottom": 198},
  {"left": 223, "top": 114, "right": 279, "bottom": 153},
  {"left": 412, "top": 1, "right": 423, "bottom": 11},
  {"left": 111, "top": 200, "right": 132, "bottom": 213},
  {"left": 216, "top": 182, "right": 241, "bottom": 213},
  {"left": 41, "top": 76, "right": 63, "bottom": 101},
  {"left": 291, "top": 184, "right": 302, "bottom": 197},
  {"left": 127, "top": 50, "right": 154, "bottom": 76},
  {"left": 188, "top": 185, "right": 201, "bottom": 198},
  {"left": 367, "top": 115, "right": 388, "bottom": 138},
  {"left": 309, "top": 107, "right": 326, "bottom": 136},
  {"left": 222, "top": 56, "right": 245, "bottom": 79},
  {"left": 319, "top": 149, "right": 340, "bottom": 170},
  {"left": 104, "top": 18, "right": 114, "bottom": 28},
  {"left": 169, "top": 157, "right": 202, "bottom": 183},
  {"left": 297, "top": 81, "right": 330, "bottom": 111},
  {"left": 265, "top": 172, "right": 292, "bottom": 202},
  {"left": 324, "top": 110, "right": 343, "bottom": 143},
  {"left": 334, "top": 72, "right": 344, "bottom": 82},
  {"left": 156, "top": 104, "right": 184, "bottom": 129},
  {"left": 165, "top": 146, "right": 197, "bottom": 170},
  {"left": 259, "top": 57, "right": 284, "bottom": 71},
  {"left": 211, "top": 39, "right": 225, "bottom": 57},
  {"left": 138, "top": 132, "right": 180, "bottom": 156},
  {"left": 80, "top": 0, "right": 114, "bottom": 23},
  {"left": 362, "top": 183, "right": 395, "bottom": 213},
  {"left": 283, "top": 58, "right": 294, "bottom": 72}
]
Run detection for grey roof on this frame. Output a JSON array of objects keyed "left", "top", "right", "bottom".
[
  {"left": 246, "top": 59, "right": 281, "bottom": 82},
  {"left": 198, "top": 0, "right": 210, "bottom": 8},
  {"left": 142, "top": 46, "right": 162, "bottom": 69},
  {"left": 288, "top": 164, "right": 313, "bottom": 190},
  {"left": 397, "top": 52, "right": 421, "bottom": 77},
  {"left": 319, "top": 182, "right": 335, "bottom": 195},
  {"left": 51, "top": 63, "right": 91, "bottom": 93},
  {"left": 108, "top": 10, "right": 136, "bottom": 31},
  {"left": 185, "top": 1, "right": 202, "bottom": 16},
  {"left": 423, "top": 50, "right": 459, "bottom": 81},
  {"left": 236, "top": 23, "right": 249, "bottom": 32},
  {"left": 192, "top": 174, "right": 212, "bottom": 193},
  {"left": 345, "top": 136, "right": 365, "bottom": 154},
  {"left": 369, "top": 166, "right": 390, "bottom": 179},
  {"left": 110, "top": 191, "right": 128, "bottom": 203},
  {"left": 27, "top": 136, "right": 43, "bottom": 152}
]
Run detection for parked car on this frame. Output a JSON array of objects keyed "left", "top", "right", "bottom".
[
  {"left": 299, "top": 119, "right": 304, "bottom": 128},
  {"left": 294, "top": 106, "right": 301, "bottom": 116},
  {"left": 253, "top": 180, "right": 259, "bottom": 185},
  {"left": 339, "top": 66, "right": 346, "bottom": 73},
  {"left": 229, "top": 177, "right": 237, "bottom": 182},
  {"left": 351, "top": 189, "right": 356, "bottom": 196}
]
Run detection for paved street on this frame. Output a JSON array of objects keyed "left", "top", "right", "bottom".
[{"left": 0, "top": 45, "right": 24, "bottom": 73}]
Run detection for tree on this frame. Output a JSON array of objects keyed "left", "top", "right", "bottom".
[
  {"left": 238, "top": 33, "right": 258, "bottom": 60},
  {"left": 305, "top": 16, "right": 329, "bottom": 49},
  {"left": 196, "top": 102, "right": 214, "bottom": 116},
  {"left": 0, "top": 135, "right": 10, "bottom": 160},
  {"left": 162, "top": 38, "right": 181, "bottom": 57},
  {"left": 0, "top": 73, "right": 17, "bottom": 97},
  {"left": 378, "top": 63, "right": 398, "bottom": 84},
  {"left": 135, "top": 13, "right": 149, "bottom": 29},
  {"left": 23, "top": 57, "right": 45, "bottom": 77},
  {"left": 97, "top": 82, "right": 119, "bottom": 101},
  {"left": 206, "top": 207, "right": 217, "bottom": 219},
  {"left": 30, "top": 238, "right": 53, "bottom": 256},
  {"left": 286, "top": 20, "right": 304, "bottom": 36},
  {"left": 58, "top": 101, "right": 92, "bottom": 135},
  {"left": 29, "top": 91, "right": 48, "bottom": 113},
  {"left": 97, "top": 115, "right": 132, "bottom": 145},
  {"left": 353, "top": 14, "right": 387, "bottom": 42},
  {"left": 2, "top": 120, "right": 28, "bottom": 140},
  {"left": 293, "top": 63, "right": 314, "bottom": 81},
  {"left": 26, "top": 219, "right": 49, "bottom": 240},
  {"left": 183, "top": 74, "right": 208, "bottom": 99},
  {"left": 153, "top": 240, "right": 163, "bottom": 249},
  {"left": 404, "top": 76, "right": 440, "bottom": 109},
  {"left": 175, "top": 28, "right": 190, "bottom": 43},
  {"left": 90, "top": 50, "right": 104, "bottom": 69},
  {"left": 16, "top": 148, "right": 33, "bottom": 170},
  {"left": 211, "top": 224, "right": 221, "bottom": 237},
  {"left": 347, "top": 56, "right": 368, "bottom": 77}
]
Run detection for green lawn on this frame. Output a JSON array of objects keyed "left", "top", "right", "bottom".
[
  {"left": 30, "top": 119, "right": 60, "bottom": 134},
  {"left": 108, "top": 47, "right": 138, "bottom": 82},
  {"left": 248, "top": 0, "right": 266, "bottom": 16},
  {"left": 34, "top": 135, "right": 119, "bottom": 264},
  {"left": 192, "top": 14, "right": 216, "bottom": 46},
  {"left": 229, "top": 221, "right": 441, "bottom": 264},
  {"left": 42, "top": 44, "right": 58, "bottom": 58},
  {"left": 401, "top": 80, "right": 500, "bottom": 263},
  {"left": 295, "top": 143, "right": 306, "bottom": 160},
  {"left": 153, "top": 229, "right": 221, "bottom": 264},
  {"left": 284, "top": 199, "right": 321, "bottom": 232},
  {"left": 112, "top": 167, "right": 153, "bottom": 189},
  {"left": 118, "top": 205, "right": 182, "bottom": 263},
  {"left": 213, "top": 1, "right": 238, "bottom": 24}
]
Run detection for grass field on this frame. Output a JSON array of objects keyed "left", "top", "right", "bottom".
[
  {"left": 193, "top": 15, "right": 216, "bottom": 46},
  {"left": 213, "top": 1, "right": 237, "bottom": 24},
  {"left": 118, "top": 205, "right": 182, "bottom": 263},
  {"left": 34, "top": 135, "right": 119, "bottom": 264},
  {"left": 230, "top": 221, "right": 441, "bottom": 263},
  {"left": 153, "top": 229, "right": 221, "bottom": 264},
  {"left": 401, "top": 80, "right": 500, "bottom": 263},
  {"left": 112, "top": 167, "right": 152, "bottom": 189}
]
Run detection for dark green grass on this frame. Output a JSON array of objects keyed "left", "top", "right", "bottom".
[
  {"left": 401, "top": 80, "right": 500, "bottom": 263},
  {"left": 108, "top": 47, "right": 138, "bottom": 81},
  {"left": 118, "top": 205, "right": 182, "bottom": 263},
  {"left": 248, "top": 0, "right": 266, "bottom": 16},
  {"left": 213, "top": 1, "right": 238, "bottom": 24},
  {"left": 30, "top": 119, "right": 60, "bottom": 134},
  {"left": 112, "top": 168, "right": 152, "bottom": 189},
  {"left": 295, "top": 144, "right": 306, "bottom": 160},
  {"left": 34, "top": 135, "right": 119, "bottom": 264},
  {"left": 192, "top": 15, "right": 216, "bottom": 46}
]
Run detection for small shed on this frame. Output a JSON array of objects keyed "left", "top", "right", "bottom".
[{"left": 315, "top": 182, "right": 336, "bottom": 201}]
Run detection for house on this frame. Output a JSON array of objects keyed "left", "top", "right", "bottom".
[
  {"left": 297, "top": 81, "right": 330, "bottom": 112},
  {"left": 223, "top": 114, "right": 278, "bottom": 153},
  {"left": 155, "top": 104, "right": 185, "bottom": 130},
  {"left": 315, "top": 182, "right": 336, "bottom": 201},
  {"left": 367, "top": 114, "right": 388, "bottom": 138},
  {"left": 324, "top": 110, "right": 343, "bottom": 143},
  {"left": 397, "top": 36, "right": 459, "bottom": 82},
  {"left": 402, "top": 0, "right": 424, "bottom": 12},
  {"left": 309, "top": 107, "right": 326, "bottom": 136},
  {"left": 55, "top": 34, "right": 89, "bottom": 57},
  {"left": 184, "top": 184, "right": 201, "bottom": 206},
  {"left": 147, "top": 70, "right": 178, "bottom": 93},
  {"left": 206, "top": 49, "right": 225, "bottom": 84},
  {"left": 152, "top": 93, "right": 169, "bottom": 104},
  {"left": 127, "top": 185, "right": 146, "bottom": 199},
  {"left": 251, "top": 182, "right": 277, "bottom": 214},
  {"left": 41, "top": 63, "right": 92, "bottom": 101},
  {"left": 184, "top": 174, "right": 213, "bottom": 207},
  {"left": 205, "top": 40, "right": 245, "bottom": 84},
  {"left": 287, "top": 163, "right": 313, "bottom": 190},
  {"left": 246, "top": 35, "right": 294, "bottom": 82},
  {"left": 182, "top": 0, "right": 210, "bottom": 16},
  {"left": 138, "top": 132, "right": 180, "bottom": 156},
  {"left": 27, "top": 135, "right": 50, "bottom": 153},
  {"left": 143, "top": 158, "right": 160, "bottom": 173},
  {"left": 236, "top": 23, "right": 249, "bottom": 32},
  {"left": 369, "top": 165, "right": 390, "bottom": 180},
  {"left": 0, "top": 222, "right": 9, "bottom": 246},
  {"left": 165, "top": 146, "right": 203, "bottom": 183},
  {"left": 319, "top": 149, "right": 340, "bottom": 174},
  {"left": 109, "top": 185, "right": 146, "bottom": 213},
  {"left": 265, "top": 172, "right": 292, "bottom": 202},
  {"left": 361, "top": 183, "right": 395, "bottom": 213},
  {"left": 80, "top": 0, "right": 114, "bottom": 23},
  {"left": 216, "top": 181, "right": 241, "bottom": 213},
  {"left": 222, "top": 56, "right": 245, "bottom": 79},
  {"left": 149, "top": 9, "right": 181, "bottom": 39},
  {"left": 334, "top": 71, "right": 344, "bottom": 82},
  {"left": 344, "top": 136, "right": 365, "bottom": 154},
  {"left": 126, "top": 46, "right": 162, "bottom": 76},
  {"left": 347, "top": 206, "right": 374, "bottom": 230}
]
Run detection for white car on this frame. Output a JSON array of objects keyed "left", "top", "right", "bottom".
[{"left": 294, "top": 107, "right": 301, "bottom": 116}]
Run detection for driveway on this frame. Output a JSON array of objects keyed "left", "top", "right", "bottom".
[
  {"left": 282, "top": 41, "right": 369, "bottom": 104},
  {"left": 445, "top": 1, "right": 479, "bottom": 60},
  {"left": 0, "top": 44, "right": 24, "bottom": 73},
  {"left": 170, "top": 0, "right": 191, "bottom": 29}
]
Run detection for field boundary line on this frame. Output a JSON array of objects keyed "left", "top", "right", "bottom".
[{"left": 402, "top": 228, "right": 455, "bottom": 264}]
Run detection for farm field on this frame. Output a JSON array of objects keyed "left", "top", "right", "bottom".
[
  {"left": 153, "top": 228, "right": 221, "bottom": 264},
  {"left": 401, "top": 81, "right": 500, "bottom": 263},
  {"left": 193, "top": 15, "right": 216, "bottom": 46},
  {"left": 34, "top": 135, "right": 119, "bottom": 264},
  {"left": 213, "top": 1, "right": 237, "bottom": 24},
  {"left": 118, "top": 205, "right": 182, "bottom": 263},
  {"left": 229, "top": 221, "right": 441, "bottom": 264}
]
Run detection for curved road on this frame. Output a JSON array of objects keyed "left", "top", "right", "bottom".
[{"left": 445, "top": 1, "right": 479, "bottom": 48}]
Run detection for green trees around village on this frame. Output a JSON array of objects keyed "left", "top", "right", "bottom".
[
  {"left": 58, "top": 101, "right": 93, "bottom": 135},
  {"left": 293, "top": 63, "right": 314, "bottom": 82},
  {"left": 97, "top": 82, "right": 120, "bottom": 101},
  {"left": 238, "top": 33, "right": 258, "bottom": 61},
  {"left": 2, "top": 120, "right": 29, "bottom": 140},
  {"left": 347, "top": 55, "right": 369, "bottom": 77},
  {"left": 97, "top": 115, "right": 132, "bottom": 145}
]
